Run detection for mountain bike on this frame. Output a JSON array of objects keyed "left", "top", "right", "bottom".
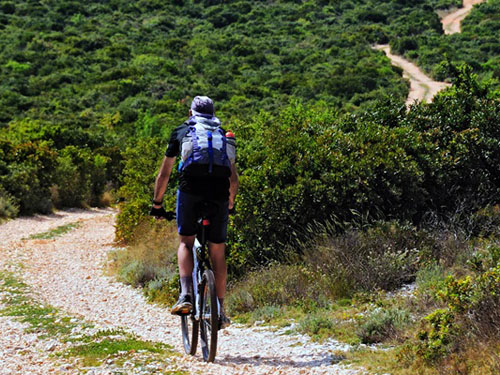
[
  {"left": 165, "top": 202, "right": 220, "bottom": 362},
  {"left": 157, "top": 202, "right": 232, "bottom": 362}
]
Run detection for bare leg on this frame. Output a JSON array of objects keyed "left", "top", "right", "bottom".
[
  {"left": 208, "top": 242, "right": 227, "bottom": 303},
  {"left": 178, "top": 235, "right": 195, "bottom": 295}
]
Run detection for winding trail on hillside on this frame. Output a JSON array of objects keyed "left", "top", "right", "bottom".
[
  {"left": 373, "top": 0, "right": 486, "bottom": 105},
  {"left": 373, "top": 45, "right": 451, "bottom": 105},
  {"left": 441, "top": 0, "right": 486, "bottom": 34},
  {"left": 0, "top": 210, "right": 362, "bottom": 375}
]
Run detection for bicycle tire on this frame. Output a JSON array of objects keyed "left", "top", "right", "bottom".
[
  {"left": 199, "top": 270, "right": 218, "bottom": 362},
  {"left": 181, "top": 314, "right": 199, "bottom": 355}
]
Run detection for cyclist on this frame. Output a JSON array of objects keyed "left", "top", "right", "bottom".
[{"left": 150, "top": 96, "right": 238, "bottom": 328}]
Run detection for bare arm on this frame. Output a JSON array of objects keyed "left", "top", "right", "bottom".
[
  {"left": 229, "top": 162, "right": 239, "bottom": 210},
  {"left": 153, "top": 156, "right": 176, "bottom": 207}
]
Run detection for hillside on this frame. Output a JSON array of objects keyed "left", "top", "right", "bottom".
[
  {"left": 1, "top": 0, "right": 499, "bottom": 218},
  {"left": 1, "top": 0, "right": 498, "bottom": 130},
  {"left": 1, "top": 1, "right": 500, "bottom": 374}
]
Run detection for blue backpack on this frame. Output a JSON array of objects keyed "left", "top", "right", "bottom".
[{"left": 180, "top": 115, "right": 235, "bottom": 177}]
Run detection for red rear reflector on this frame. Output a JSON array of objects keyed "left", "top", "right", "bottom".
[{"left": 202, "top": 219, "right": 210, "bottom": 226}]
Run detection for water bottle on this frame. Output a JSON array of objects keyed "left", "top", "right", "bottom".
[{"left": 225, "top": 131, "right": 236, "bottom": 163}]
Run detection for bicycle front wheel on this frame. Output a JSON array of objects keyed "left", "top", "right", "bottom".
[
  {"left": 199, "top": 270, "right": 218, "bottom": 362},
  {"left": 181, "top": 314, "right": 199, "bottom": 355}
]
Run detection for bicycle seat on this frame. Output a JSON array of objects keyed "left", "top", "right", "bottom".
[{"left": 194, "top": 201, "right": 219, "bottom": 220}]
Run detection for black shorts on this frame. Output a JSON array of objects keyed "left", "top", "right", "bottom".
[{"left": 176, "top": 190, "right": 229, "bottom": 244}]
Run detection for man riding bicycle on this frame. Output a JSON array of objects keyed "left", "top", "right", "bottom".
[{"left": 150, "top": 96, "right": 238, "bottom": 328}]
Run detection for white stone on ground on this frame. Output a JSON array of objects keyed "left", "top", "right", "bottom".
[{"left": 0, "top": 209, "right": 364, "bottom": 374}]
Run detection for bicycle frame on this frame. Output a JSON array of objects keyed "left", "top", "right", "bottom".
[{"left": 191, "top": 218, "right": 220, "bottom": 322}]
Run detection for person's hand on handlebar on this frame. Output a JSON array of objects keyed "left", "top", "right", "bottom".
[{"left": 150, "top": 203, "right": 176, "bottom": 220}]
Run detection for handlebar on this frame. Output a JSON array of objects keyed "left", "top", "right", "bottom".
[{"left": 150, "top": 205, "right": 235, "bottom": 220}]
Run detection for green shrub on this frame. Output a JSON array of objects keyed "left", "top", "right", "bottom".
[
  {"left": 303, "top": 221, "right": 424, "bottom": 297},
  {"left": 52, "top": 146, "right": 111, "bottom": 208},
  {"left": 226, "top": 264, "right": 323, "bottom": 314},
  {"left": 357, "top": 307, "right": 411, "bottom": 344},
  {"left": 415, "top": 244, "right": 500, "bottom": 363},
  {"left": 0, "top": 187, "right": 19, "bottom": 219},
  {"left": 416, "top": 308, "right": 459, "bottom": 363},
  {"left": 299, "top": 314, "right": 336, "bottom": 337},
  {"left": 116, "top": 138, "right": 173, "bottom": 242},
  {"left": 231, "top": 102, "right": 429, "bottom": 272},
  {"left": 0, "top": 140, "right": 57, "bottom": 214},
  {"left": 143, "top": 275, "right": 178, "bottom": 306},
  {"left": 118, "top": 261, "right": 147, "bottom": 287}
]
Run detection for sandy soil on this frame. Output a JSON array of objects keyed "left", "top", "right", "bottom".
[{"left": 441, "top": 0, "right": 486, "bottom": 34}]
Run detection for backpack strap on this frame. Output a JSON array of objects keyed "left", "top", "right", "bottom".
[
  {"left": 207, "top": 130, "right": 213, "bottom": 174},
  {"left": 219, "top": 128, "right": 228, "bottom": 164},
  {"left": 188, "top": 125, "right": 199, "bottom": 164}
]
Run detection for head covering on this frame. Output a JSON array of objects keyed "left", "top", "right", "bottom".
[{"left": 190, "top": 95, "right": 215, "bottom": 117}]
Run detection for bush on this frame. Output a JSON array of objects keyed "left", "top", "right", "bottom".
[
  {"left": 0, "top": 187, "right": 18, "bottom": 219},
  {"left": 416, "top": 308, "right": 460, "bottom": 363},
  {"left": 358, "top": 307, "right": 411, "bottom": 344},
  {"left": 299, "top": 314, "right": 336, "bottom": 337},
  {"left": 303, "top": 221, "right": 424, "bottom": 297},
  {"left": 52, "top": 146, "right": 111, "bottom": 208},
  {"left": 415, "top": 243, "right": 500, "bottom": 363},
  {"left": 231, "top": 102, "right": 429, "bottom": 272},
  {"left": 116, "top": 137, "right": 176, "bottom": 242},
  {"left": 0, "top": 139, "right": 57, "bottom": 214},
  {"left": 226, "top": 264, "right": 323, "bottom": 314}
]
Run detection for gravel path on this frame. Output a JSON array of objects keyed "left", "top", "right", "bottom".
[
  {"left": 0, "top": 316, "right": 65, "bottom": 375},
  {"left": 373, "top": 45, "right": 451, "bottom": 105},
  {"left": 441, "top": 0, "right": 486, "bottom": 34},
  {"left": 0, "top": 210, "right": 363, "bottom": 375}
]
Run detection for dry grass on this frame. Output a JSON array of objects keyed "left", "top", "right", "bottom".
[
  {"left": 108, "top": 219, "right": 179, "bottom": 304},
  {"left": 303, "top": 221, "right": 426, "bottom": 296},
  {"left": 98, "top": 191, "right": 114, "bottom": 207}
]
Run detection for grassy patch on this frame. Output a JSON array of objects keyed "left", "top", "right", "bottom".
[
  {"left": 233, "top": 301, "right": 363, "bottom": 345},
  {"left": 0, "top": 271, "right": 182, "bottom": 373},
  {"left": 108, "top": 220, "right": 179, "bottom": 305},
  {"left": 27, "top": 222, "right": 81, "bottom": 240},
  {"left": 343, "top": 346, "right": 440, "bottom": 375},
  {"left": 0, "top": 271, "right": 78, "bottom": 338},
  {"left": 65, "top": 335, "right": 170, "bottom": 367}
]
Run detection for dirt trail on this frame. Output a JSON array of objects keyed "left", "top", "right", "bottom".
[
  {"left": 373, "top": 0, "right": 486, "bottom": 105},
  {"left": 0, "top": 210, "right": 363, "bottom": 375},
  {"left": 374, "top": 45, "right": 451, "bottom": 105},
  {"left": 441, "top": 0, "right": 486, "bottom": 34}
]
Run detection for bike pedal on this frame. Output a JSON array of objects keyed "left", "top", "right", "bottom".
[
  {"left": 171, "top": 304, "right": 193, "bottom": 316},
  {"left": 172, "top": 310, "right": 191, "bottom": 316}
]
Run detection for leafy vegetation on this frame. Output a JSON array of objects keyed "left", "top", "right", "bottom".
[
  {"left": 2, "top": 0, "right": 500, "bottom": 373},
  {"left": 0, "top": 0, "right": 497, "bottom": 217}
]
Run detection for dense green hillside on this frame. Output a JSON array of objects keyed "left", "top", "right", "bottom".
[
  {"left": 2, "top": 0, "right": 498, "bottom": 218},
  {"left": 2, "top": 0, "right": 497, "bottom": 130}
]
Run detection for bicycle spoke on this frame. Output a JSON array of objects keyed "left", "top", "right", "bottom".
[{"left": 199, "top": 270, "right": 218, "bottom": 362}]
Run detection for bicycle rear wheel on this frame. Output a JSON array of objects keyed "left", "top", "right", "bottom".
[
  {"left": 181, "top": 313, "right": 199, "bottom": 355},
  {"left": 199, "top": 270, "right": 218, "bottom": 362}
]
